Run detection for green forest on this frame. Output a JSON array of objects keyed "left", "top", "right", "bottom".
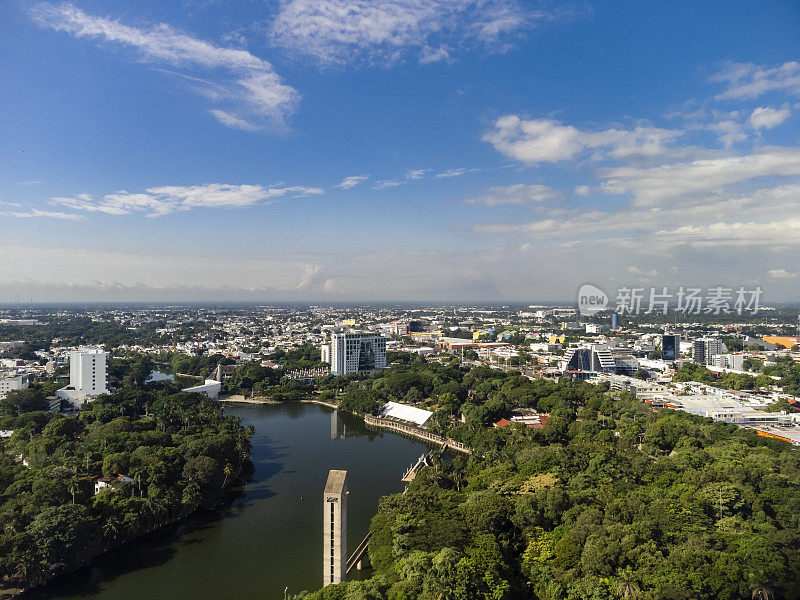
[
  {"left": 295, "top": 363, "right": 800, "bottom": 600},
  {"left": 0, "top": 387, "right": 253, "bottom": 592}
]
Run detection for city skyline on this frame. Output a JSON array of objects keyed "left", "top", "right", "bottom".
[{"left": 2, "top": 1, "right": 800, "bottom": 302}]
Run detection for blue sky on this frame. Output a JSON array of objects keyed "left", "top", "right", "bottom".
[{"left": 1, "top": 0, "right": 799, "bottom": 302}]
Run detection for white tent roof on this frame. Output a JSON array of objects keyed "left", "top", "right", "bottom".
[{"left": 380, "top": 401, "right": 433, "bottom": 426}]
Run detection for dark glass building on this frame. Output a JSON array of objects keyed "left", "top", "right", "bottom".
[{"left": 662, "top": 333, "right": 680, "bottom": 361}]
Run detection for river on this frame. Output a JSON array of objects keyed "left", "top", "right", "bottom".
[{"left": 27, "top": 403, "right": 432, "bottom": 600}]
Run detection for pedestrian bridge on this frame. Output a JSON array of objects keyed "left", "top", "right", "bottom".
[
  {"left": 363, "top": 415, "right": 470, "bottom": 454},
  {"left": 345, "top": 532, "right": 371, "bottom": 574}
]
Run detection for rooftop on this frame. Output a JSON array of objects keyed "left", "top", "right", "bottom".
[
  {"left": 324, "top": 469, "right": 347, "bottom": 495},
  {"left": 380, "top": 401, "right": 433, "bottom": 426}
]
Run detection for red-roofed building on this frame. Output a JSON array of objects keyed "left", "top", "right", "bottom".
[{"left": 511, "top": 414, "right": 549, "bottom": 429}]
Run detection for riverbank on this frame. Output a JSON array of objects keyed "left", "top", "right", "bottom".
[
  {"left": 217, "top": 395, "right": 281, "bottom": 404},
  {"left": 219, "top": 396, "right": 469, "bottom": 452},
  {"left": 0, "top": 390, "right": 255, "bottom": 599},
  {"left": 20, "top": 403, "right": 432, "bottom": 600},
  {"left": 0, "top": 481, "right": 248, "bottom": 599},
  {"left": 217, "top": 396, "right": 338, "bottom": 410}
]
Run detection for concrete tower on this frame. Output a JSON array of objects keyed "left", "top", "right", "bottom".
[{"left": 323, "top": 470, "right": 347, "bottom": 586}]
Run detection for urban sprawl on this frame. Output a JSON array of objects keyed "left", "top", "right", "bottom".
[{"left": 3, "top": 304, "right": 800, "bottom": 446}]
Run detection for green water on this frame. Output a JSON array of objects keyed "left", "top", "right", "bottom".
[{"left": 28, "top": 403, "right": 432, "bottom": 600}]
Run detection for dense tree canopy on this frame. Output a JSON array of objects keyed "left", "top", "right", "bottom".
[
  {"left": 0, "top": 387, "right": 253, "bottom": 590},
  {"left": 0, "top": 389, "right": 49, "bottom": 416},
  {"left": 294, "top": 363, "right": 800, "bottom": 600}
]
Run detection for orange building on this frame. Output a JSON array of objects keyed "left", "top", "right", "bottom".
[
  {"left": 755, "top": 429, "right": 800, "bottom": 446},
  {"left": 762, "top": 336, "right": 800, "bottom": 349}
]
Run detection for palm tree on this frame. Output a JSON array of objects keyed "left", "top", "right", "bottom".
[
  {"left": 69, "top": 481, "right": 78, "bottom": 504},
  {"left": 616, "top": 568, "right": 639, "bottom": 599},
  {"left": 222, "top": 463, "right": 233, "bottom": 488},
  {"left": 750, "top": 583, "right": 774, "bottom": 600},
  {"left": 102, "top": 516, "right": 122, "bottom": 550}
]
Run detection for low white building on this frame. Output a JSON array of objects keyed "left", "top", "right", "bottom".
[
  {"left": 0, "top": 373, "right": 30, "bottom": 398},
  {"left": 711, "top": 353, "right": 745, "bottom": 370},
  {"left": 182, "top": 379, "right": 222, "bottom": 399},
  {"left": 379, "top": 401, "right": 433, "bottom": 427},
  {"left": 95, "top": 475, "right": 135, "bottom": 495}
]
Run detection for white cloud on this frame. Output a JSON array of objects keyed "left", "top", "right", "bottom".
[
  {"left": 0, "top": 244, "right": 512, "bottom": 302},
  {"left": 406, "top": 169, "right": 430, "bottom": 180},
  {"left": 599, "top": 148, "right": 800, "bottom": 206},
  {"left": 707, "top": 119, "right": 748, "bottom": 148},
  {"left": 2, "top": 208, "right": 85, "bottom": 221},
  {"left": 662, "top": 219, "right": 800, "bottom": 246},
  {"left": 465, "top": 184, "right": 560, "bottom": 206},
  {"left": 30, "top": 2, "right": 299, "bottom": 131},
  {"left": 767, "top": 268, "right": 798, "bottom": 280},
  {"left": 750, "top": 106, "right": 791, "bottom": 131},
  {"left": 297, "top": 264, "right": 324, "bottom": 288},
  {"left": 573, "top": 185, "right": 591, "bottom": 196},
  {"left": 483, "top": 116, "right": 583, "bottom": 163},
  {"left": 267, "top": 0, "right": 541, "bottom": 66},
  {"left": 51, "top": 183, "right": 323, "bottom": 217},
  {"left": 435, "top": 167, "right": 479, "bottom": 178},
  {"left": 419, "top": 45, "right": 452, "bottom": 65},
  {"left": 0, "top": 244, "right": 341, "bottom": 298},
  {"left": 711, "top": 61, "right": 800, "bottom": 100},
  {"left": 627, "top": 266, "right": 657, "bottom": 280},
  {"left": 472, "top": 182, "right": 800, "bottom": 252},
  {"left": 373, "top": 180, "right": 405, "bottom": 189},
  {"left": 337, "top": 175, "right": 369, "bottom": 189},
  {"left": 483, "top": 115, "right": 681, "bottom": 164},
  {"left": 209, "top": 109, "right": 265, "bottom": 132}
]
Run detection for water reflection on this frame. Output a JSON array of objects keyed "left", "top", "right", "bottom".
[{"left": 30, "top": 403, "right": 432, "bottom": 600}]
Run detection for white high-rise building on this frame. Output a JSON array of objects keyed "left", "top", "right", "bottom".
[
  {"left": 321, "top": 344, "right": 331, "bottom": 364},
  {"left": 330, "top": 332, "right": 387, "bottom": 376},
  {"left": 56, "top": 348, "right": 109, "bottom": 406}
]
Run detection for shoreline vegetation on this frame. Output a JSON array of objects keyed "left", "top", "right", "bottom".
[
  {"left": 4, "top": 347, "right": 800, "bottom": 599},
  {"left": 217, "top": 395, "right": 339, "bottom": 410},
  {"left": 284, "top": 358, "right": 800, "bottom": 600},
  {"left": 212, "top": 350, "right": 800, "bottom": 598},
  {"left": 0, "top": 388, "right": 254, "bottom": 597}
]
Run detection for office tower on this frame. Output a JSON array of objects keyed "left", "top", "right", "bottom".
[
  {"left": 662, "top": 334, "right": 680, "bottom": 361},
  {"left": 693, "top": 338, "right": 723, "bottom": 365},
  {"left": 611, "top": 313, "right": 619, "bottom": 330},
  {"left": 563, "top": 344, "right": 616, "bottom": 373},
  {"left": 330, "top": 332, "right": 387, "bottom": 375},
  {"left": 323, "top": 470, "right": 348, "bottom": 586}
]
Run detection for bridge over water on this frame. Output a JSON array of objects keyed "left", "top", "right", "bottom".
[
  {"left": 345, "top": 532, "right": 371, "bottom": 574},
  {"left": 363, "top": 415, "right": 471, "bottom": 454}
]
